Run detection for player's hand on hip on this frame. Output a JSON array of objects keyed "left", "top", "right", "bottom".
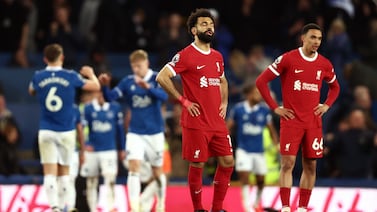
[
  {"left": 179, "top": 96, "right": 200, "bottom": 116},
  {"left": 98, "top": 73, "right": 111, "bottom": 86},
  {"left": 314, "top": 103, "right": 329, "bottom": 117},
  {"left": 219, "top": 103, "right": 227, "bottom": 119},
  {"left": 80, "top": 66, "right": 95, "bottom": 77},
  {"left": 274, "top": 106, "right": 295, "bottom": 120}
]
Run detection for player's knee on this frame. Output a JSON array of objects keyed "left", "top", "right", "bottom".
[
  {"left": 280, "top": 158, "right": 295, "bottom": 172},
  {"left": 217, "top": 155, "right": 235, "bottom": 167}
]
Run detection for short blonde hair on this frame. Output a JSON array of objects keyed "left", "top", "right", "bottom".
[{"left": 129, "top": 49, "right": 148, "bottom": 63}]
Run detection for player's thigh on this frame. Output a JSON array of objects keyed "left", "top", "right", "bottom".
[
  {"left": 302, "top": 128, "right": 324, "bottom": 158},
  {"left": 57, "top": 130, "right": 76, "bottom": 166},
  {"left": 251, "top": 153, "right": 267, "bottom": 175},
  {"left": 182, "top": 127, "right": 209, "bottom": 162},
  {"left": 38, "top": 130, "right": 59, "bottom": 164},
  {"left": 144, "top": 132, "right": 165, "bottom": 167},
  {"left": 235, "top": 148, "right": 252, "bottom": 172},
  {"left": 80, "top": 151, "right": 99, "bottom": 177},
  {"left": 280, "top": 127, "right": 305, "bottom": 156},
  {"left": 208, "top": 131, "right": 233, "bottom": 157},
  {"left": 99, "top": 150, "right": 118, "bottom": 176},
  {"left": 126, "top": 133, "right": 145, "bottom": 161}
]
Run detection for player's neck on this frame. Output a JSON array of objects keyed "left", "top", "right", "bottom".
[
  {"left": 47, "top": 61, "right": 63, "bottom": 67},
  {"left": 194, "top": 40, "right": 210, "bottom": 52},
  {"left": 300, "top": 47, "right": 316, "bottom": 58}
]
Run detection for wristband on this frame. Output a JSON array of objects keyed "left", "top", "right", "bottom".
[{"left": 178, "top": 96, "right": 192, "bottom": 108}]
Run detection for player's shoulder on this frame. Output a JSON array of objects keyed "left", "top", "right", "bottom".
[
  {"left": 317, "top": 53, "right": 332, "bottom": 65},
  {"left": 110, "top": 100, "right": 121, "bottom": 108},
  {"left": 120, "top": 75, "right": 134, "bottom": 84}
]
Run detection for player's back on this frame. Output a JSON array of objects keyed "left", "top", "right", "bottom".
[{"left": 31, "top": 68, "right": 85, "bottom": 131}]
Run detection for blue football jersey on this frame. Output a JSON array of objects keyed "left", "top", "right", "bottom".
[
  {"left": 84, "top": 99, "right": 126, "bottom": 151},
  {"left": 102, "top": 69, "right": 168, "bottom": 134},
  {"left": 30, "top": 66, "right": 86, "bottom": 131},
  {"left": 229, "top": 101, "right": 272, "bottom": 153}
]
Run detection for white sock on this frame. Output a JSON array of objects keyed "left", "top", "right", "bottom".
[
  {"left": 43, "top": 175, "right": 59, "bottom": 210},
  {"left": 241, "top": 185, "right": 250, "bottom": 211},
  {"left": 140, "top": 180, "right": 158, "bottom": 211},
  {"left": 68, "top": 176, "right": 77, "bottom": 209},
  {"left": 86, "top": 177, "right": 99, "bottom": 212},
  {"left": 281, "top": 206, "right": 291, "bottom": 212},
  {"left": 127, "top": 172, "right": 141, "bottom": 211},
  {"left": 297, "top": 207, "right": 307, "bottom": 212},
  {"left": 103, "top": 174, "right": 116, "bottom": 211},
  {"left": 156, "top": 174, "right": 167, "bottom": 210},
  {"left": 57, "top": 175, "right": 74, "bottom": 210}
]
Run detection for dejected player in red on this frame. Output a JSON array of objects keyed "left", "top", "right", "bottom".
[
  {"left": 256, "top": 23, "right": 340, "bottom": 212},
  {"left": 156, "top": 8, "right": 234, "bottom": 212}
]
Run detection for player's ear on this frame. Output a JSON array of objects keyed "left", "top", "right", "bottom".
[{"left": 191, "top": 27, "right": 197, "bottom": 36}]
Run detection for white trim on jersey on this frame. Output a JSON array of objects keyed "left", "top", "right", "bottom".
[
  {"left": 268, "top": 65, "right": 280, "bottom": 76},
  {"left": 165, "top": 64, "right": 177, "bottom": 77},
  {"left": 298, "top": 47, "right": 318, "bottom": 62}
]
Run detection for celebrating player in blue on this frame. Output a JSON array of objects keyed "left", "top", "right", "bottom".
[
  {"left": 28, "top": 43, "right": 100, "bottom": 212},
  {"left": 227, "top": 83, "right": 279, "bottom": 212},
  {"left": 80, "top": 90, "right": 126, "bottom": 212},
  {"left": 99, "top": 49, "right": 168, "bottom": 212}
]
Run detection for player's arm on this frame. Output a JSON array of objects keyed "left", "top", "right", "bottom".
[
  {"left": 98, "top": 73, "right": 123, "bottom": 102},
  {"left": 256, "top": 70, "right": 294, "bottom": 120},
  {"left": 156, "top": 66, "right": 200, "bottom": 116},
  {"left": 28, "top": 83, "right": 36, "bottom": 96},
  {"left": 219, "top": 75, "right": 228, "bottom": 119},
  {"left": 314, "top": 73, "right": 340, "bottom": 117},
  {"left": 80, "top": 66, "right": 100, "bottom": 91},
  {"left": 148, "top": 85, "right": 169, "bottom": 101}
]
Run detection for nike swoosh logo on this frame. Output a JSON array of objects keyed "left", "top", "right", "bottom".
[
  {"left": 316, "top": 151, "right": 322, "bottom": 155},
  {"left": 197, "top": 65, "right": 206, "bottom": 69},
  {"left": 194, "top": 189, "right": 202, "bottom": 194},
  {"left": 294, "top": 69, "right": 304, "bottom": 73}
]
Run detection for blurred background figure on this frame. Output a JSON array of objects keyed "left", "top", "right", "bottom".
[{"left": 0, "top": 94, "right": 22, "bottom": 176}]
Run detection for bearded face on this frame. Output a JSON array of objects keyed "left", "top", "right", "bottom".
[{"left": 197, "top": 29, "right": 214, "bottom": 43}]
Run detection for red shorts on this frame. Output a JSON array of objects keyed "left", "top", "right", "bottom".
[
  {"left": 182, "top": 127, "right": 233, "bottom": 162},
  {"left": 280, "top": 127, "right": 323, "bottom": 158}
]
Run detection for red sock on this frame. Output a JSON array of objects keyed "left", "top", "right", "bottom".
[
  {"left": 212, "top": 166, "right": 234, "bottom": 211},
  {"left": 280, "top": 187, "right": 291, "bottom": 207},
  {"left": 299, "top": 188, "right": 312, "bottom": 208},
  {"left": 188, "top": 166, "right": 204, "bottom": 210}
]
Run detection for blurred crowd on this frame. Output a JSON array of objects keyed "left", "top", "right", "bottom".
[{"left": 1, "top": 0, "right": 377, "bottom": 181}]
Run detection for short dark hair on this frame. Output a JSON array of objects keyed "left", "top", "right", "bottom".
[
  {"left": 186, "top": 8, "right": 215, "bottom": 37},
  {"left": 242, "top": 83, "right": 256, "bottom": 95},
  {"left": 44, "top": 43, "right": 63, "bottom": 63},
  {"left": 301, "top": 23, "right": 322, "bottom": 35}
]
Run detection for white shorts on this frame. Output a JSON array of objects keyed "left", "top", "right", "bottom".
[
  {"left": 80, "top": 150, "right": 118, "bottom": 177},
  {"left": 38, "top": 130, "right": 76, "bottom": 165},
  {"left": 69, "top": 151, "right": 79, "bottom": 178},
  {"left": 125, "top": 132, "right": 165, "bottom": 167},
  {"left": 235, "top": 148, "right": 267, "bottom": 175}
]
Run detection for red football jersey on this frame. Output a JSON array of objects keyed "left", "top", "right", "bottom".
[
  {"left": 262, "top": 48, "right": 337, "bottom": 129},
  {"left": 166, "top": 43, "right": 228, "bottom": 132}
]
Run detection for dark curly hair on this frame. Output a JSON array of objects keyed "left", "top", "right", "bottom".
[{"left": 186, "top": 8, "right": 215, "bottom": 37}]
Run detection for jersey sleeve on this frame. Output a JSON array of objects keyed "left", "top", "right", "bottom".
[
  {"left": 166, "top": 51, "right": 188, "bottom": 76},
  {"left": 323, "top": 62, "right": 340, "bottom": 107},
  {"left": 71, "top": 71, "right": 86, "bottom": 88},
  {"left": 102, "top": 78, "right": 126, "bottom": 101}
]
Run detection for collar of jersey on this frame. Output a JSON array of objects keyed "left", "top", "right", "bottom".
[
  {"left": 298, "top": 47, "right": 318, "bottom": 62},
  {"left": 92, "top": 98, "right": 110, "bottom": 111},
  {"left": 191, "top": 42, "right": 211, "bottom": 55},
  {"left": 46, "top": 66, "right": 63, "bottom": 71},
  {"left": 244, "top": 101, "right": 260, "bottom": 113},
  {"left": 139, "top": 69, "right": 153, "bottom": 82}
]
